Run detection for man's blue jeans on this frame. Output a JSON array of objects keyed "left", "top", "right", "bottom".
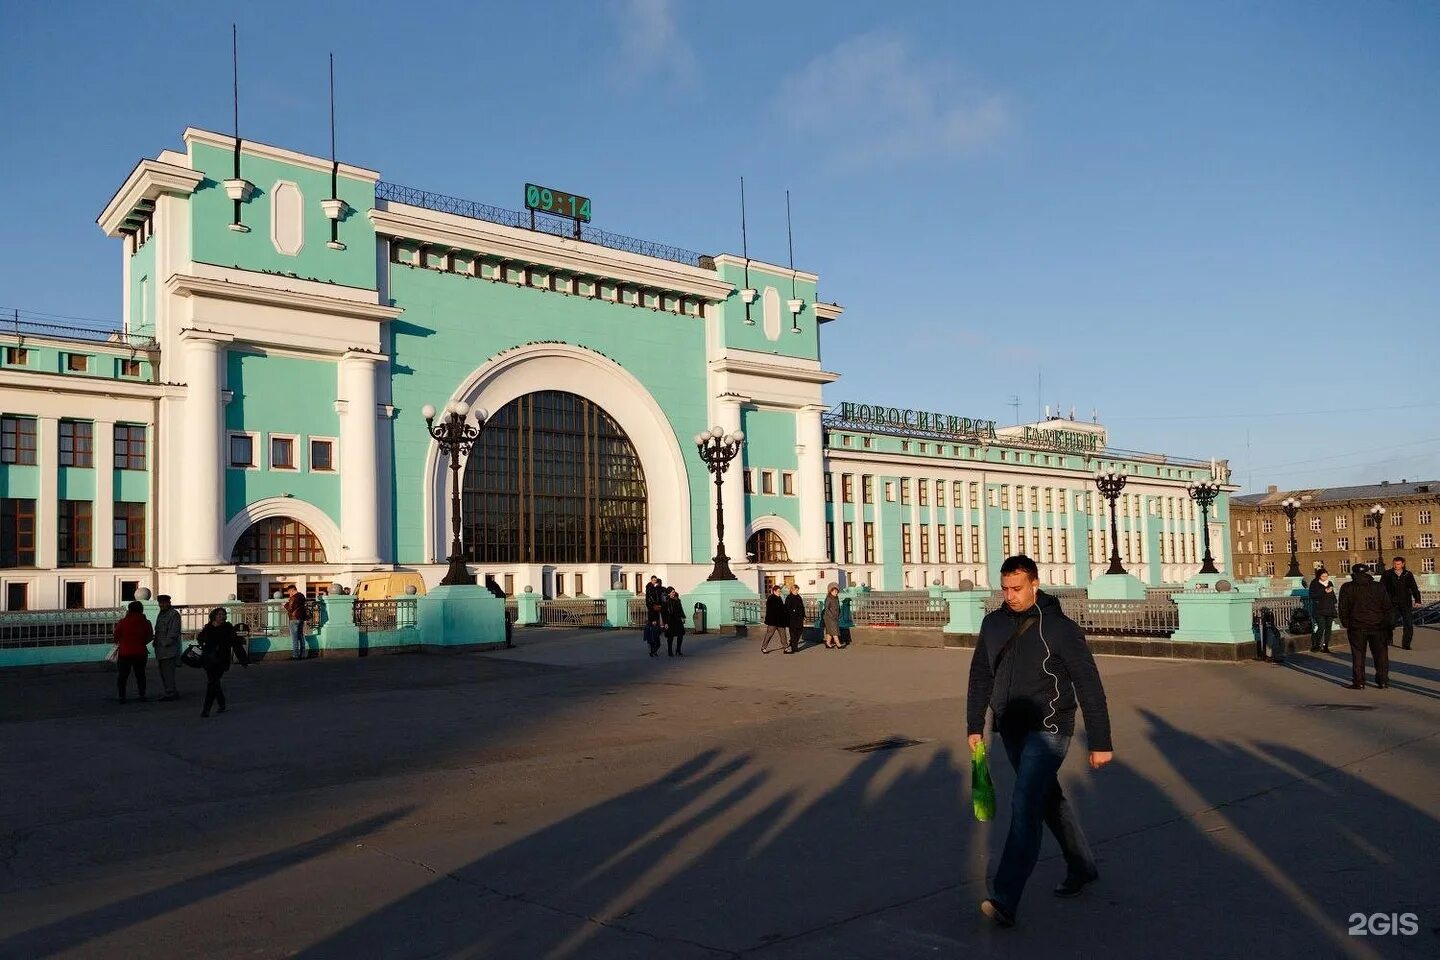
[
  {"left": 992, "top": 728, "right": 1097, "bottom": 916},
  {"left": 290, "top": 620, "right": 305, "bottom": 659}
]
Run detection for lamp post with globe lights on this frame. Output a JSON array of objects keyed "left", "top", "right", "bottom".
[
  {"left": 1280, "top": 496, "right": 1305, "bottom": 579},
  {"left": 694, "top": 426, "right": 745, "bottom": 581},
  {"left": 1369, "top": 503, "right": 1386, "bottom": 571},
  {"left": 423, "top": 400, "right": 487, "bottom": 586},
  {"left": 1187, "top": 480, "right": 1222, "bottom": 575},
  {"left": 1094, "top": 470, "right": 1129, "bottom": 575}
]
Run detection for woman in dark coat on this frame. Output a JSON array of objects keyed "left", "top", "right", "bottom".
[
  {"left": 784, "top": 584, "right": 806, "bottom": 655},
  {"left": 1308, "top": 568, "right": 1338, "bottom": 652},
  {"left": 197, "top": 606, "right": 249, "bottom": 717},
  {"left": 662, "top": 588, "right": 687, "bottom": 657}
]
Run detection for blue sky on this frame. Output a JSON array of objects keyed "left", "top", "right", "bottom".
[{"left": 2, "top": 0, "right": 1437, "bottom": 493}]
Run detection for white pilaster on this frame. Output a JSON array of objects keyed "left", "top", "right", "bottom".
[
  {"left": 717, "top": 397, "right": 746, "bottom": 564},
  {"left": 179, "top": 333, "right": 227, "bottom": 565},
  {"left": 93, "top": 419, "right": 115, "bottom": 569},
  {"left": 795, "top": 404, "right": 828, "bottom": 562},
  {"left": 340, "top": 352, "right": 383, "bottom": 564},
  {"left": 36, "top": 417, "right": 58, "bottom": 571}
]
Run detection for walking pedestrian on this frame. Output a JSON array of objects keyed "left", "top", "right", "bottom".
[
  {"left": 1308, "top": 569, "right": 1337, "bottom": 653},
  {"left": 1338, "top": 563, "right": 1392, "bottom": 689},
  {"left": 784, "top": 584, "right": 806, "bottom": 654},
  {"left": 197, "top": 606, "right": 250, "bottom": 717},
  {"left": 761, "top": 584, "right": 787, "bottom": 654},
  {"left": 113, "top": 600, "right": 154, "bottom": 703},
  {"left": 821, "top": 583, "right": 843, "bottom": 649},
  {"left": 1380, "top": 556, "right": 1421, "bottom": 650},
  {"left": 153, "top": 594, "right": 183, "bottom": 700},
  {"left": 645, "top": 576, "right": 665, "bottom": 626},
  {"left": 283, "top": 585, "right": 309, "bottom": 661},
  {"left": 662, "top": 588, "right": 687, "bottom": 657},
  {"left": 966, "top": 555, "right": 1112, "bottom": 928}
]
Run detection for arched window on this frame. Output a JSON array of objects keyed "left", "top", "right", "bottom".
[
  {"left": 231, "top": 517, "right": 326, "bottom": 564},
  {"left": 462, "top": 391, "right": 647, "bottom": 563},
  {"left": 747, "top": 529, "right": 790, "bottom": 563}
]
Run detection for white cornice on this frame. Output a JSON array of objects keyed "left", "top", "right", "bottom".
[
  {"left": 187, "top": 261, "right": 381, "bottom": 305},
  {"left": 97, "top": 159, "right": 205, "bottom": 237},
  {"left": 165, "top": 273, "right": 403, "bottom": 323},
  {"left": 709, "top": 355, "right": 840, "bottom": 385},
  {"left": 370, "top": 204, "right": 735, "bottom": 303},
  {"left": 183, "top": 128, "right": 381, "bottom": 183},
  {"left": 711, "top": 253, "right": 819, "bottom": 284},
  {"left": 814, "top": 302, "right": 844, "bottom": 323},
  {"left": 0, "top": 368, "right": 166, "bottom": 400}
]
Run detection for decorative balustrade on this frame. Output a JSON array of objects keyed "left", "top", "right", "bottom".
[
  {"left": 352, "top": 599, "right": 419, "bottom": 632},
  {"left": 536, "top": 598, "right": 608, "bottom": 627}
]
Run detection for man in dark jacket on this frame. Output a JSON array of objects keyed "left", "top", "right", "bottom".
[
  {"left": 1380, "top": 556, "right": 1422, "bottom": 650},
  {"left": 1339, "top": 564, "right": 1392, "bottom": 688},
  {"left": 967, "top": 555, "right": 1112, "bottom": 928},
  {"left": 644, "top": 576, "right": 665, "bottom": 626},
  {"left": 1307, "top": 570, "right": 1337, "bottom": 652},
  {"left": 784, "top": 584, "right": 807, "bottom": 654},
  {"left": 761, "top": 584, "right": 787, "bottom": 654}
]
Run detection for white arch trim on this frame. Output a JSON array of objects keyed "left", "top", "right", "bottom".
[
  {"left": 221, "top": 497, "right": 344, "bottom": 564},
  {"left": 744, "top": 515, "right": 801, "bottom": 560},
  {"left": 422, "top": 343, "right": 693, "bottom": 563}
]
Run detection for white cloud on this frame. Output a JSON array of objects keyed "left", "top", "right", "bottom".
[
  {"left": 610, "top": 0, "right": 696, "bottom": 88},
  {"left": 774, "top": 33, "right": 1011, "bottom": 171}
]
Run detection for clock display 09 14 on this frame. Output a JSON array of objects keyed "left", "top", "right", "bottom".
[{"left": 525, "top": 183, "right": 592, "bottom": 223}]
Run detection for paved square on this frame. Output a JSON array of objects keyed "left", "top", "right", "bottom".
[{"left": 2, "top": 630, "right": 1437, "bottom": 959}]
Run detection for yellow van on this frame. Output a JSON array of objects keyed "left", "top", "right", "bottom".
[{"left": 353, "top": 571, "right": 428, "bottom": 600}]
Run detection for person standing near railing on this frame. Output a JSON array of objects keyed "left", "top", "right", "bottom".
[
  {"left": 283, "top": 585, "right": 309, "bottom": 661},
  {"left": 1380, "top": 556, "right": 1422, "bottom": 650},
  {"left": 152, "top": 595, "right": 182, "bottom": 701},
  {"left": 1308, "top": 570, "right": 1337, "bottom": 653},
  {"left": 820, "top": 583, "right": 844, "bottom": 649},
  {"left": 112, "top": 600, "right": 153, "bottom": 704}
]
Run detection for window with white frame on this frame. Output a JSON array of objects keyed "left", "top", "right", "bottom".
[
  {"left": 1392, "top": 512, "right": 1403, "bottom": 526},
  {"left": 1340, "top": 558, "right": 1352, "bottom": 573},
  {"left": 761, "top": 470, "right": 775, "bottom": 495},
  {"left": 1337, "top": 537, "right": 1349, "bottom": 550},
  {"left": 1262, "top": 519, "right": 1273, "bottom": 533},
  {"left": 1311, "top": 538, "right": 1323, "bottom": 552},
  {"left": 309, "top": 438, "right": 335, "bottom": 472},
  {"left": 885, "top": 481, "right": 896, "bottom": 502},
  {"left": 1419, "top": 533, "right": 1435, "bottom": 549},
  {"left": 228, "top": 432, "right": 257, "bottom": 468},
  {"left": 1394, "top": 535, "right": 1405, "bottom": 550},
  {"left": 1263, "top": 540, "right": 1274, "bottom": 554},
  {"left": 1420, "top": 509, "right": 1432, "bottom": 525},
  {"left": 1423, "top": 558, "right": 1435, "bottom": 573},
  {"left": 1335, "top": 516, "right": 1348, "bottom": 531},
  {"left": 1309, "top": 517, "right": 1321, "bottom": 532},
  {"left": 270, "top": 435, "right": 297, "bottom": 470},
  {"left": 781, "top": 471, "right": 795, "bottom": 496}
]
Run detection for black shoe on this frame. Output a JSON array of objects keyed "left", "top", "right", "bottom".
[
  {"left": 1054, "top": 872, "right": 1099, "bottom": 898},
  {"left": 782, "top": 649, "right": 794, "bottom": 654},
  {"left": 1346, "top": 683, "right": 1364, "bottom": 690},
  {"left": 980, "top": 899, "right": 1014, "bottom": 928},
  {"left": 1376, "top": 682, "right": 1389, "bottom": 689}
]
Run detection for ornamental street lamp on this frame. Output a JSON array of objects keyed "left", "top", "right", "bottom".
[
  {"left": 423, "top": 400, "right": 487, "bottom": 586},
  {"left": 1093, "top": 470, "right": 1129, "bottom": 576},
  {"left": 1187, "top": 480, "right": 1222, "bottom": 575},
  {"left": 694, "top": 426, "right": 745, "bottom": 581},
  {"left": 1369, "top": 503, "right": 1386, "bottom": 571},
  {"left": 1279, "top": 496, "right": 1305, "bottom": 579}
]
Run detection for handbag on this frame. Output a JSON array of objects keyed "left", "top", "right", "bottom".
[{"left": 180, "top": 643, "right": 205, "bottom": 669}]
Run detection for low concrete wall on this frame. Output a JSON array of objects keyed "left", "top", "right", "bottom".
[{"left": 943, "top": 632, "right": 1254, "bottom": 662}]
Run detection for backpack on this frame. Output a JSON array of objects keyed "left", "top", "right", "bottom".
[{"left": 1287, "top": 608, "right": 1313, "bottom": 636}]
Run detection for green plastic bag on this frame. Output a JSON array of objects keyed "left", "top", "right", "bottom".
[{"left": 971, "top": 740, "right": 996, "bottom": 822}]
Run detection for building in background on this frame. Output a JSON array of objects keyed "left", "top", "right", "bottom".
[
  {"left": 1230, "top": 480, "right": 1440, "bottom": 579},
  {"left": 0, "top": 127, "right": 1236, "bottom": 609}
]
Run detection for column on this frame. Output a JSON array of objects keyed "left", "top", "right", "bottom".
[
  {"left": 1039, "top": 486, "right": 1052, "bottom": 569},
  {"left": 94, "top": 420, "right": 115, "bottom": 569},
  {"left": 717, "top": 398, "right": 745, "bottom": 565},
  {"left": 340, "top": 352, "right": 382, "bottom": 564},
  {"left": 180, "top": 333, "right": 226, "bottom": 565},
  {"left": 795, "top": 404, "right": 827, "bottom": 562},
  {"left": 36, "top": 417, "right": 58, "bottom": 572}
]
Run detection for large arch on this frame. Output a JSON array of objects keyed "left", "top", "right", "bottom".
[
  {"left": 422, "top": 343, "right": 693, "bottom": 563},
  {"left": 744, "top": 515, "right": 801, "bottom": 561},
  {"left": 221, "top": 497, "right": 343, "bottom": 565}
]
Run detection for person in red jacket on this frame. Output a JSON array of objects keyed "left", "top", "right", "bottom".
[{"left": 113, "top": 600, "right": 154, "bottom": 703}]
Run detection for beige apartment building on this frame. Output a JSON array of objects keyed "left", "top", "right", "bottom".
[{"left": 1230, "top": 480, "right": 1440, "bottom": 579}]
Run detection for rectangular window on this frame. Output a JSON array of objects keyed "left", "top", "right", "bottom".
[
  {"left": 1423, "top": 558, "right": 1435, "bottom": 573},
  {"left": 1420, "top": 510, "right": 1432, "bottom": 525},
  {"left": 1311, "top": 538, "right": 1323, "bottom": 552},
  {"left": 824, "top": 473, "right": 833, "bottom": 502},
  {"left": 1, "top": 416, "right": 37, "bottom": 464},
  {"left": 920, "top": 526, "right": 931, "bottom": 562},
  {"left": 743, "top": 469, "right": 754, "bottom": 494},
  {"left": 862, "top": 475, "right": 874, "bottom": 504},
  {"left": 1002, "top": 528, "right": 1012, "bottom": 555},
  {"left": 4, "top": 347, "right": 29, "bottom": 366},
  {"left": 1392, "top": 513, "right": 1403, "bottom": 526},
  {"left": 842, "top": 435, "right": 853, "bottom": 447},
  {"left": 1309, "top": 517, "right": 1321, "bottom": 532},
  {"left": 901, "top": 441, "right": 910, "bottom": 452},
  {"left": 938, "top": 527, "right": 948, "bottom": 562},
  {"left": 761, "top": 471, "right": 775, "bottom": 495},
  {"left": 1337, "top": 537, "right": 1349, "bottom": 550},
  {"left": 1418, "top": 533, "right": 1435, "bottom": 549},
  {"left": 5, "top": 582, "right": 27, "bottom": 611},
  {"left": 1336, "top": 516, "right": 1348, "bottom": 531},
  {"left": 971, "top": 529, "right": 980, "bottom": 558},
  {"left": 826, "top": 523, "right": 834, "bottom": 561},
  {"left": 885, "top": 481, "right": 896, "bottom": 502},
  {"left": 574, "top": 573, "right": 584, "bottom": 596},
  {"left": 782, "top": 472, "right": 795, "bottom": 496},
  {"left": 843, "top": 522, "right": 854, "bottom": 562},
  {"left": 1, "top": 498, "right": 37, "bottom": 567},
  {"left": 1262, "top": 540, "right": 1274, "bottom": 554},
  {"left": 58, "top": 419, "right": 94, "bottom": 467},
  {"left": 841, "top": 475, "right": 854, "bottom": 503},
  {"left": 229, "top": 434, "right": 255, "bottom": 468},
  {"left": 113, "top": 502, "right": 146, "bottom": 567},
  {"left": 1364, "top": 536, "right": 1376, "bottom": 551},
  {"left": 1262, "top": 519, "right": 1273, "bottom": 533},
  {"left": 970, "top": 484, "right": 979, "bottom": 509},
  {"left": 310, "top": 439, "right": 334, "bottom": 472},
  {"left": 503, "top": 573, "right": 514, "bottom": 595},
  {"left": 936, "top": 482, "right": 946, "bottom": 507},
  {"left": 863, "top": 522, "right": 875, "bottom": 563},
  {"left": 1393, "top": 535, "right": 1405, "bottom": 550},
  {"left": 1029, "top": 529, "right": 1040, "bottom": 556},
  {"left": 119, "top": 359, "right": 141, "bottom": 378},
  {"left": 953, "top": 481, "right": 963, "bottom": 506},
  {"left": 120, "top": 580, "right": 140, "bottom": 602},
  {"left": 1044, "top": 489, "right": 1053, "bottom": 512},
  {"left": 1001, "top": 487, "right": 1010, "bottom": 509},
  {"left": 1058, "top": 529, "right": 1068, "bottom": 561},
  {"left": 114, "top": 424, "right": 146, "bottom": 470},
  {"left": 555, "top": 573, "right": 565, "bottom": 596},
  {"left": 902, "top": 524, "right": 913, "bottom": 562},
  {"left": 918, "top": 480, "right": 929, "bottom": 506},
  {"left": 271, "top": 436, "right": 296, "bottom": 470},
  {"left": 57, "top": 500, "right": 92, "bottom": 567},
  {"left": 64, "top": 581, "right": 86, "bottom": 610},
  {"left": 65, "top": 354, "right": 89, "bottom": 372},
  {"left": 900, "top": 479, "right": 911, "bottom": 505}
]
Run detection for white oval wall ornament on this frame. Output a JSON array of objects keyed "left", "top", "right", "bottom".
[
  {"left": 762, "top": 286, "right": 781, "bottom": 341},
  {"left": 271, "top": 180, "right": 304, "bottom": 256}
]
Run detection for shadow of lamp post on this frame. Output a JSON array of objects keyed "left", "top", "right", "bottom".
[
  {"left": 423, "top": 400, "right": 487, "bottom": 586},
  {"left": 694, "top": 425, "right": 745, "bottom": 581},
  {"left": 1094, "top": 470, "right": 1129, "bottom": 575},
  {"left": 1187, "top": 480, "right": 1222, "bottom": 575}
]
